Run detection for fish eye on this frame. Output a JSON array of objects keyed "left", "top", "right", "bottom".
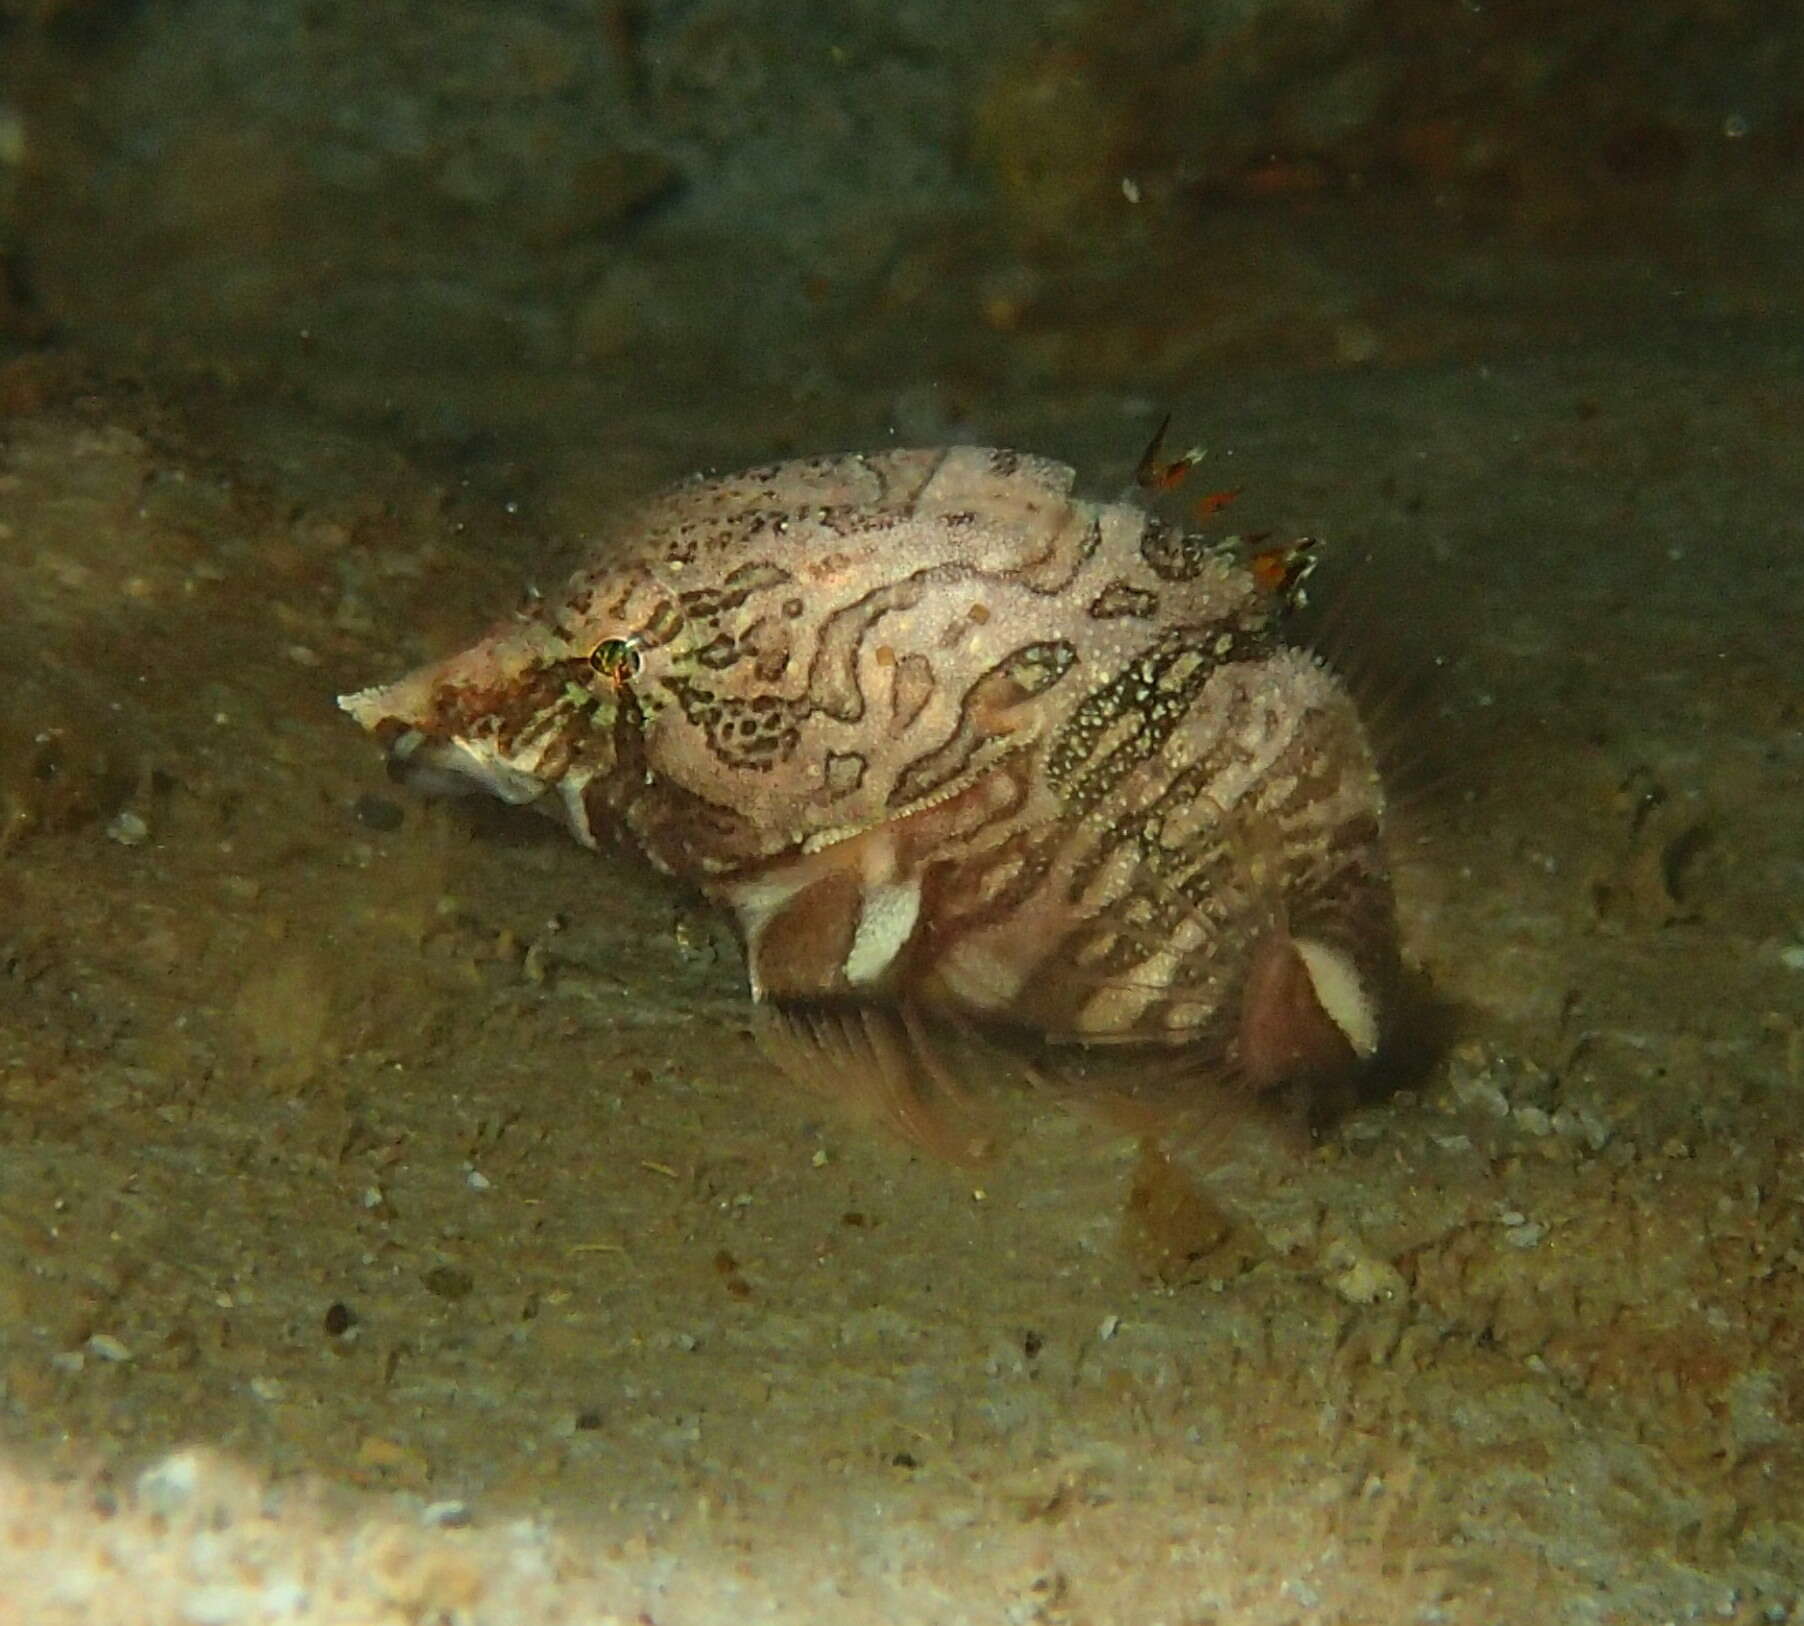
[{"left": 588, "top": 637, "right": 643, "bottom": 685}]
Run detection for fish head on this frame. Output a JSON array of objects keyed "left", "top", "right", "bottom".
[{"left": 337, "top": 564, "right": 686, "bottom": 850}]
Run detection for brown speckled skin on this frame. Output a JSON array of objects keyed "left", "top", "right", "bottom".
[{"left": 342, "top": 447, "right": 1398, "bottom": 1113}]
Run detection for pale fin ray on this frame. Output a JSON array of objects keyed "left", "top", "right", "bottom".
[{"left": 755, "top": 1001, "right": 996, "bottom": 1166}]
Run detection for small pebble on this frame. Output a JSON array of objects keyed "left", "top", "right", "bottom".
[
  {"left": 356, "top": 1435, "right": 416, "bottom": 1471},
  {"left": 136, "top": 1450, "right": 204, "bottom": 1515},
  {"left": 1515, "top": 1106, "right": 1553, "bottom": 1136},
  {"left": 424, "top": 1264, "right": 475, "bottom": 1301},
  {"left": 421, "top": 1500, "right": 472, "bottom": 1528},
  {"left": 86, "top": 1333, "right": 132, "bottom": 1362},
  {"left": 1451, "top": 1075, "right": 1511, "bottom": 1118},
  {"left": 1552, "top": 1106, "right": 1612, "bottom": 1151},
  {"left": 1327, "top": 1251, "right": 1404, "bottom": 1305},
  {"left": 106, "top": 810, "right": 149, "bottom": 846}
]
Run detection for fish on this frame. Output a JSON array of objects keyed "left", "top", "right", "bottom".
[{"left": 340, "top": 446, "right": 1400, "bottom": 1155}]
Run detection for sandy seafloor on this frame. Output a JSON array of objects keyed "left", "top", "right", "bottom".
[
  {"left": 2, "top": 328, "right": 1800, "bottom": 1625},
  {"left": 2, "top": 10, "right": 1804, "bottom": 1624}
]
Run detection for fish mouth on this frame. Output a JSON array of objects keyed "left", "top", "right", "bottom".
[
  {"left": 339, "top": 678, "right": 564, "bottom": 807},
  {"left": 339, "top": 675, "right": 610, "bottom": 849},
  {"left": 374, "top": 726, "right": 604, "bottom": 850},
  {"left": 382, "top": 728, "right": 551, "bottom": 806}
]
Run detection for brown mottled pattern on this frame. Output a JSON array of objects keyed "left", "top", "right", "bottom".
[
  {"left": 889, "top": 654, "right": 934, "bottom": 730},
  {"left": 903, "top": 647, "right": 1393, "bottom": 1045},
  {"left": 1012, "top": 511, "right": 1102, "bottom": 596},
  {"left": 344, "top": 445, "right": 1399, "bottom": 1082},
  {"left": 659, "top": 677, "right": 805, "bottom": 772},
  {"left": 596, "top": 450, "right": 1265, "bottom": 852},
  {"left": 1139, "top": 519, "right": 1228, "bottom": 582},
  {"left": 677, "top": 559, "right": 795, "bottom": 621},
  {"left": 1045, "top": 624, "right": 1265, "bottom": 820},
  {"left": 888, "top": 639, "right": 1076, "bottom": 810},
  {"left": 1089, "top": 580, "right": 1160, "bottom": 619},
  {"left": 464, "top": 663, "right": 587, "bottom": 757},
  {"left": 804, "top": 574, "right": 937, "bottom": 723},
  {"left": 824, "top": 751, "right": 867, "bottom": 798}
]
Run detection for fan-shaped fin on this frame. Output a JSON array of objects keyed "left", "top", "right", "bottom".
[{"left": 755, "top": 1000, "right": 995, "bottom": 1166}]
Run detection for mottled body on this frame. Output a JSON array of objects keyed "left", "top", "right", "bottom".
[{"left": 343, "top": 447, "right": 1398, "bottom": 1131}]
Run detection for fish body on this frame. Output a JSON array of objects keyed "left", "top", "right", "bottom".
[{"left": 342, "top": 447, "right": 1398, "bottom": 1127}]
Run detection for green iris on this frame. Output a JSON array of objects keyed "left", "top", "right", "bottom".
[{"left": 589, "top": 637, "right": 642, "bottom": 685}]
